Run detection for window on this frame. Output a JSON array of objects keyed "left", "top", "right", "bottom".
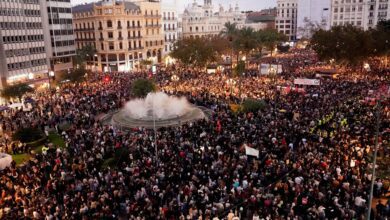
[
  {"left": 109, "top": 42, "right": 114, "bottom": 50},
  {"left": 119, "top": 42, "right": 123, "bottom": 49},
  {"left": 107, "top": 20, "right": 112, "bottom": 28},
  {"left": 108, "top": 32, "right": 113, "bottom": 38}
]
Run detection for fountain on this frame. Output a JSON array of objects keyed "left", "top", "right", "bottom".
[{"left": 108, "top": 92, "right": 209, "bottom": 129}]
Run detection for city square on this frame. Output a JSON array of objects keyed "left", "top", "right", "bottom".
[{"left": 0, "top": 0, "right": 389, "bottom": 219}]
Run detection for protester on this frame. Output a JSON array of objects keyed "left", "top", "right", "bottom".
[{"left": 0, "top": 50, "right": 389, "bottom": 219}]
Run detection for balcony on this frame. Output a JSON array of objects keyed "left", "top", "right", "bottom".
[
  {"left": 128, "top": 36, "right": 142, "bottom": 39},
  {"left": 99, "top": 38, "right": 104, "bottom": 41},
  {"left": 128, "top": 46, "right": 144, "bottom": 51},
  {"left": 128, "top": 25, "right": 143, "bottom": 29},
  {"left": 117, "top": 26, "right": 122, "bottom": 29},
  {"left": 118, "top": 37, "right": 123, "bottom": 40},
  {"left": 145, "top": 24, "right": 162, "bottom": 28},
  {"left": 98, "top": 27, "right": 103, "bottom": 30},
  {"left": 145, "top": 14, "right": 162, "bottom": 18}
]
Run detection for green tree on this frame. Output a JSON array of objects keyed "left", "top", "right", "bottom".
[
  {"left": 311, "top": 25, "right": 373, "bottom": 67},
  {"left": 1, "top": 83, "right": 34, "bottom": 101},
  {"left": 257, "top": 29, "right": 287, "bottom": 56},
  {"left": 12, "top": 127, "right": 44, "bottom": 143},
  {"left": 234, "top": 27, "right": 258, "bottom": 56},
  {"left": 74, "top": 45, "right": 97, "bottom": 67},
  {"left": 242, "top": 99, "right": 267, "bottom": 113},
  {"left": 131, "top": 78, "right": 156, "bottom": 98},
  {"left": 171, "top": 37, "right": 219, "bottom": 68},
  {"left": 57, "top": 67, "right": 87, "bottom": 83},
  {"left": 371, "top": 20, "right": 390, "bottom": 58}
]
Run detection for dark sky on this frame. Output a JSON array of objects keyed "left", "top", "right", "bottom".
[{"left": 71, "top": 0, "right": 277, "bottom": 12}]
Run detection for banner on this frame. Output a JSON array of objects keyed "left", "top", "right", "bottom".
[
  {"left": 294, "top": 78, "right": 321, "bottom": 86},
  {"left": 259, "top": 64, "right": 283, "bottom": 75},
  {"left": 245, "top": 145, "right": 259, "bottom": 158}
]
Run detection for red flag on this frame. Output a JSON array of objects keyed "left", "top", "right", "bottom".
[{"left": 216, "top": 120, "right": 222, "bottom": 133}]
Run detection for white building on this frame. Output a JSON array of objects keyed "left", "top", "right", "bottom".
[
  {"left": 276, "top": 0, "right": 298, "bottom": 41},
  {"left": 41, "top": 0, "right": 76, "bottom": 75},
  {"left": 181, "top": 0, "right": 246, "bottom": 38},
  {"left": 0, "top": 0, "right": 49, "bottom": 88},
  {"left": 161, "top": 0, "right": 178, "bottom": 56},
  {"left": 330, "top": 0, "right": 390, "bottom": 30},
  {"left": 297, "top": 0, "right": 331, "bottom": 39}
]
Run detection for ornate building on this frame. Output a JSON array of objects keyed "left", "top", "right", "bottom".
[
  {"left": 73, "top": 0, "right": 164, "bottom": 72},
  {"left": 181, "top": 0, "right": 246, "bottom": 38}
]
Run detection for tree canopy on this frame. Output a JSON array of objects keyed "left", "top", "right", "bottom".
[
  {"left": 1, "top": 83, "right": 34, "bottom": 100},
  {"left": 171, "top": 23, "right": 287, "bottom": 67},
  {"left": 131, "top": 78, "right": 156, "bottom": 98},
  {"left": 170, "top": 36, "right": 227, "bottom": 68},
  {"left": 74, "top": 45, "right": 97, "bottom": 67},
  {"left": 311, "top": 22, "right": 390, "bottom": 66},
  {"left": 57, "top": 67, "right": 87, "bottom": 83}
]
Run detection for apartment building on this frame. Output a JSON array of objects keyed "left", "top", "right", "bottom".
[
  {"left": 161, "top": 0, "right": 178, "bottom": 56},
  {"left": 297, "top": 0, "right": 331, "bottom": 39},
  {"left": 276, "top": 0, "right": 298, "bottom": 41},
  {"left": 330, "top": 0, "right": 390, "bottom": 30},
  {"left": 41, "top": 0, "right": 76, "bottom": 74},
  {"left": 0, "top": 0, "right": 49, "bottom": 88},
  {"left": 73, "top": 0, "right": 164, "bottom": 72}
]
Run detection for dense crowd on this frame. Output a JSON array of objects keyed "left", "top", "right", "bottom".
[{"left": 0, "top": 52, "right": 389, "bottom": 219}]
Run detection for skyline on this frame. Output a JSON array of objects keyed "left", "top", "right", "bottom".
[{"left": 70, "top": 0, "right": 277, "bottom": 12}]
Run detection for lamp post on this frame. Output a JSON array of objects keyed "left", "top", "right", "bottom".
[
  {"left": 171, "top": 74, "right": 179, "bottom": 91},
  {"left": 94, "top": 54, "right": 98, "bottom": 73},
  {"left": 238, "top": 56, "right": 246, "bottom": 103}
]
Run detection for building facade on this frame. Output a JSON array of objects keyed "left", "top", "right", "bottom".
[
  {"left": 0, "top": 0, "right": 49, "bottom": 88},
  {"left": 73, "top": 0, "right": 164, "bottom": 72},
  {"left": 330, "top": 0, "right": 390, "bottom": 30},
  {"left": 297, "top": 0, "right": 331, "bottom": 39},
  {"left": 181, "top": 0, "right": 245, "bottom": 38},
  {"left": 161, "top": 0, "right": 178, "bottom": 56},
  {"left": 41, "top": 0, "right": 76, "bottom": 74},
  {"left": 246, "top": 8, "right": 277, "bottom": 29},
  {"left": 276, "top": 0, "right": 298, "bottom": 41}
]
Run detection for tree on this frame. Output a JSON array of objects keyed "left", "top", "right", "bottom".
[
  {"left": 311, "top": 25, "right": 373, "bottom": 67},
  {"left": 12, "top": 127, "right": 44, "bottom": 143},
  {"left": 57, "top": 67, "right": 87, "bottom": 83},
  {"left": 1, "top": 83, "right": 34, "bottom": 101},
  {"left": 242, "top": 99, "right": 267, "bottom": 113},
  {"left": 234, "top": 27, "right": 258, "bottom": 56},
  {"left": 256, "top": 29, "right": 287, "bottom": 56},
  {"left": 74, "top": 45, "right": 97, "bottom": 67},
  {"left": 171, "top": 37, "right": 220, "bottom": 68},
  {"left": 371, "top": 20, "right": 390, "bottom": 57},
  {"left": 131, "top": 78, "right": 156, "bottom": 98}
]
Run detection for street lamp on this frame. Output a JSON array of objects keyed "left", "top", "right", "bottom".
[
  {"left": 171, "top": 74, "right": 179, "bottom": 91},
  {"left": 94, "top": 54, "right": 98, "bottom": 73}
]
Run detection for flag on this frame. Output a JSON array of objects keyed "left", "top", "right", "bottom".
[
  {"left": 244, "top": 144, "right": 259, "bottom": 158},
  {"left": 216, "top": 120, "right": 222, "bottom": 133}
]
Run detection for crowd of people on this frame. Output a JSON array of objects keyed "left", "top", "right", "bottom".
[{"left": 0, "top": 50, "right": 389, "bottom": 219}]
